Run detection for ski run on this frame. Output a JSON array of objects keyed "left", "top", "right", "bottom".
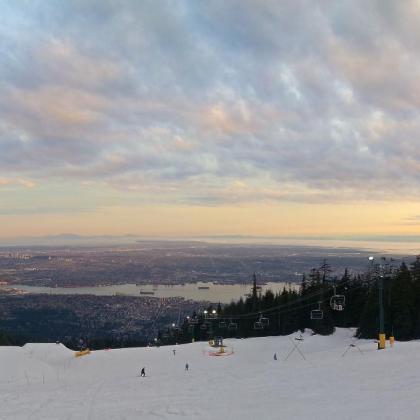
[{"left": 1, "top": 328, "right": 419, "bottom": 419}]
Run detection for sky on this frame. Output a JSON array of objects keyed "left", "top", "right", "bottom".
[{"left": 1, "top": 0, "right": 420, "bottom": 239}]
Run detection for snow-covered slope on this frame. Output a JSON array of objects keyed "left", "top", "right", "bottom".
[{"left": 1, "top": 329, "right": 419, "bottom": 420}]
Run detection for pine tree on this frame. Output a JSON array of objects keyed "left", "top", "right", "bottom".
[{"left": 0, "top": 332, "right": 14, "bottom": 346}]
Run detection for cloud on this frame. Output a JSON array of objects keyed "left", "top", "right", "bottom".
[
  {"left": 1, "top": 0, "right": 420, "bottom": 209},
  {"left": 0, "top": 178, "right": 36, "bottom": 189}
]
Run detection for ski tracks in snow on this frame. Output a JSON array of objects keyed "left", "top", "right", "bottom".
[{"left": 86, "top": 379, "right": 107, "bottom": 420}]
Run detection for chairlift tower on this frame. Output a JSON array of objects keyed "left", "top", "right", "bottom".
[
  {"left": 369, "top": 256, "right": 391, "bottom": 350},
  {"left": 378, "top": 273, "right": 385, "bottom": 349}
]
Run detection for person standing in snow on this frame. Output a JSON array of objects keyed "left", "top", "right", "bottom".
[
  {"left": 140, "top": 367, "right": 146, "bottom": 377},
  {"left": 173, "top": 349, "right": 176, "bottom": 355},
  {"left": 185, "top": 363, "right": 189, "bottom": 371},
  {"left": 274, "top": 353, "right": 277, "bottom": 361}
]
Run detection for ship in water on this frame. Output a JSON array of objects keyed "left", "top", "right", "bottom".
[
  {"left": 114, "top": 292, "right": 129, "bottom": 297},
  {"left": 139, "top": 290, "right": 155, "bottom": 295}
]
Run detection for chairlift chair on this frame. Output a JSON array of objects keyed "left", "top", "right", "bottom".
[
  {"left": 254, "top": 321, "right": 263, "bottom": 330},
  {"left": 227, "top": 321, "right": 238, "bottom": 331},
  {"left": 219, "top": 320, "right": 227, "bottom": 329},
  {"left": 330, "top": 294, "right": 345, "bottom": 311},
  {"left": 260, "top": 317, "right": 270, "bottom": 327},
  {"left": 330, "top": 285, "right": 345, "bottom": 311},
  {"left": 310, "top": 310, "right": 323, "bottom": 320},
  {"left": 310, "top": 302, "right": 323, "bottom": 320}
]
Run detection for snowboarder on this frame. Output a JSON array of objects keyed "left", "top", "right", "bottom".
[
  {"left": 273, "top": 353, "right": 277, "bottom": 361},
  {"left": 185, "top": 363, "right": 189, "bottom": 371},
  {"left": 140, "top": 367, "right": 146, "bottom": 377}
]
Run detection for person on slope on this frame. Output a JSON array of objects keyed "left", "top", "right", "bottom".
[
  {"left": 273, "top": 353, "right": 277, "bottom": 361},
  {"left": 185, "top": 363, "right": 189, "bottom": 371},
  {"left": 140, "top": 367, "right": 146, "bottom": 377}
]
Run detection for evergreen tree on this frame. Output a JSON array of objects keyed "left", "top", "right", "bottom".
[{"left": 0, "top": 332, "right": 14, "bottom": 346}]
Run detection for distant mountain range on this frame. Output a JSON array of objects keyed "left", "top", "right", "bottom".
[
  {"left": 0, "top": 234, "right": 141, "bottom": 247},
  {"left": 1, "top": 233, "right": 420, "bottom": 250}
]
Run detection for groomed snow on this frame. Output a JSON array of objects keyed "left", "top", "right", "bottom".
[{"left": 1, "top": 329, "right": 419, "bottom": 419}]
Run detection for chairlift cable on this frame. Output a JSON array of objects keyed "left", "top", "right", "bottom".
[
  {"left": 222, "top": 274, "right": 359, "bottom": 319},
  {"left": 223, "top": 276, "right": 377, "bottom": 321}
]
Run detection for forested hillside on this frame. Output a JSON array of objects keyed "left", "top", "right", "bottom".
[{"left": 160, "top": 257, "right": 420, "bottom": 344}]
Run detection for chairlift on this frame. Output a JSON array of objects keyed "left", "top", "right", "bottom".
[
  {"left": 330, "top": 295, "right": 345, "bottom": 311},
  {"left": 227, "top": 321, "right": 238, "bottom": 331},
  {"left": 254, "top": 321, "right": 263, "bottom": 330},
  {"left": 219, "top": 320, "right": 227, "bottom": 329},
  {"left": 310, "top": 302, "right": 323, "bottom": 320},
  {"left": 330, "top": 286, "right": 345, "bottom": 311},
  {"left": 260, "top": 316, "right": 270, "bottom": 327},
  {"left": 311, "top": 310, "right": 323, "bottom": 320}
]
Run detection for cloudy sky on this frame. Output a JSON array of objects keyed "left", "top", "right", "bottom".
[{"left": 1, "top": 0, "right": 420, "bottom": 239}]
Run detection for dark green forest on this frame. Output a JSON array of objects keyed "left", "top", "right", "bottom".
[{"left": 159, "top": 256, "right": 420, "bottom": 345}]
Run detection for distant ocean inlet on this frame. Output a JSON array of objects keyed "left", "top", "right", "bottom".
[{"left": 0, "top": 282, "right": 297, "bottom": 303}]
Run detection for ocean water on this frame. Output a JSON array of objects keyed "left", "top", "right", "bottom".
[{"left": 0, "top": 281, "right": 297, "bottom": 303}]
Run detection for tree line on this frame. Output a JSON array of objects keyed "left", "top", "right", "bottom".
[{"left": 158, "top": 256, "right": 420, "bottom": 345}]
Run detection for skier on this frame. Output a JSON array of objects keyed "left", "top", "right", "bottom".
[
  {"left": 273, "top": 353, "right": 277, "bottom": 361},
  {"left": 185, "top": 363, "right": 189, "bottom": 371},
  {"left": 140, "top": 367, "right": 146, "bottom": 377}
]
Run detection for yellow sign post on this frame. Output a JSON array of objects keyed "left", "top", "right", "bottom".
[{"left": 378, "top": 333, "right": 386, "bottom": 350}]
